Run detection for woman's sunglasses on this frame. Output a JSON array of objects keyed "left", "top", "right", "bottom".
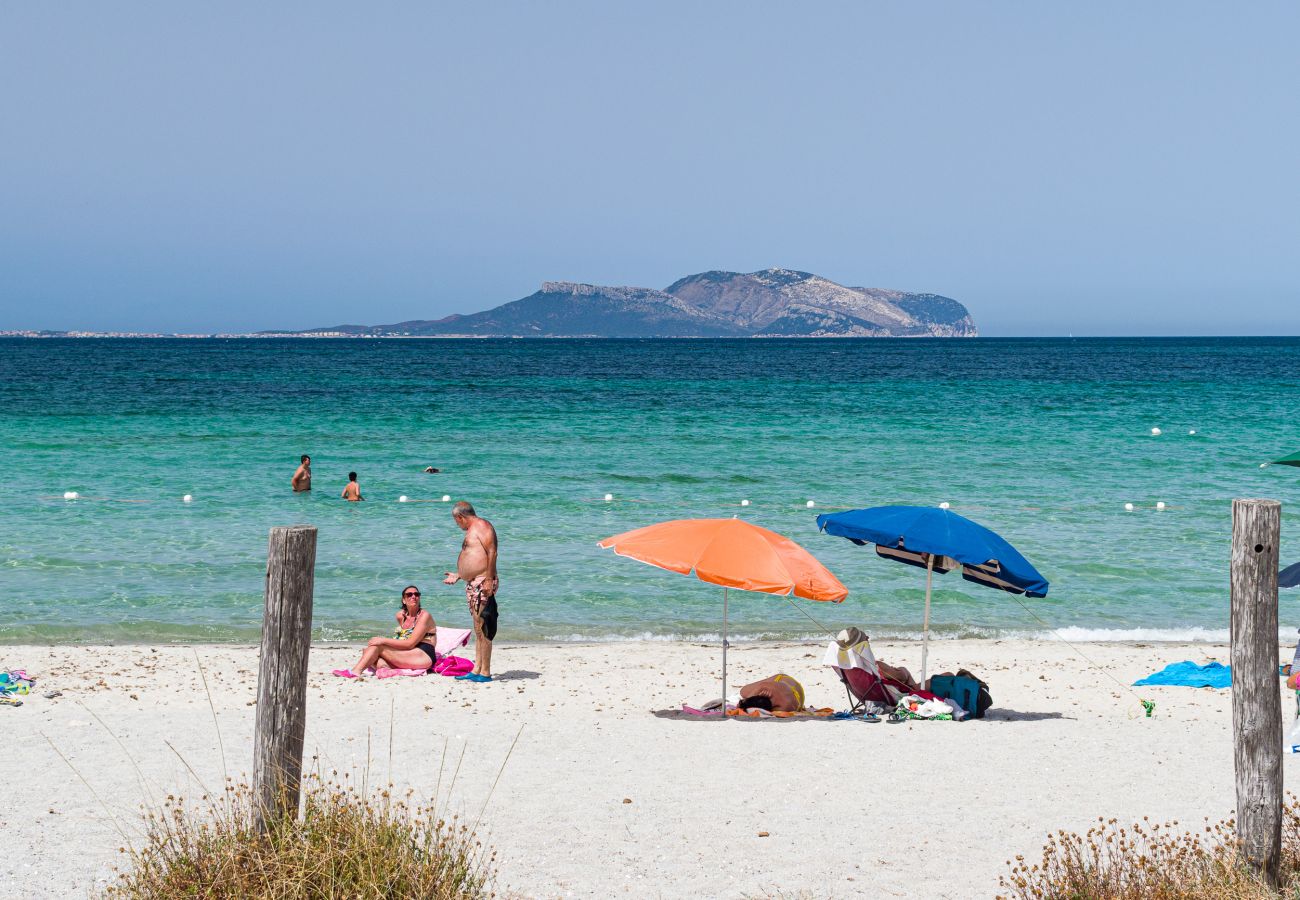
[{"left": 403, "top": 591, "right": 421, "bottom": 598}]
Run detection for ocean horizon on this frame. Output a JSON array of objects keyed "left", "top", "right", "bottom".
[{"left": 4, "top": 335, "right": 1298, "bottom": 645}]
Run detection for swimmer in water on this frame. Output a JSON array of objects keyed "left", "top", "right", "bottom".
[
  {"left": 341, "top": 471, "right": 363, "bottom": 502},
  {"left": 292, "top": 455, "right": 311, "bottom": 492},
  {"left": 424, "top": 466, "right": 440, "bottom": 474}
]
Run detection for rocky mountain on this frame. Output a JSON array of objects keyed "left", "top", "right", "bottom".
[{"left": 295, "top": 268, "right": 976, "bottom": 337}]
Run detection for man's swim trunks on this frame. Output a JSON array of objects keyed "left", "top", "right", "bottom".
[{"left": 466, "top": 576, "right": 499, "bottom": 641}]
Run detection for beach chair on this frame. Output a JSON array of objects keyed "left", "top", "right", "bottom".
[{"left": 823, "top": 627, "right": 912, "bottom": 714}]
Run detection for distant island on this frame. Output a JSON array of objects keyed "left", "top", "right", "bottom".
[
  {"left": 292, "top": 269, "right": 977, "bottom": 338},
  {"left": 2, "top": 268, "right": 977, "bottom": 339}
]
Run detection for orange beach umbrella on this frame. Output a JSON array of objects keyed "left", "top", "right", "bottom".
[{"left": 598, "top": 518, "right": 847, "bottom": 709}]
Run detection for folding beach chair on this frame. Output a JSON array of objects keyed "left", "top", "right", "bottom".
[{"left": 823, "top": 627, "right": 913, "bottom": 714}]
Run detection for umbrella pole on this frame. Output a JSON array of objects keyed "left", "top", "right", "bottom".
[
  {"left": 921, "top": 554, "right": 934, "bottom": 685},
  {"left": 721, "top": 586, "right": 729, "bottom": 717}
]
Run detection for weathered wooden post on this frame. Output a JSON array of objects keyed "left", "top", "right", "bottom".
[
  {"left": 1230, "top": 498, "right": 1282, "bottom": 888},
  {"left": 253, "top": 525, "right": 317, "bottom": 833}
]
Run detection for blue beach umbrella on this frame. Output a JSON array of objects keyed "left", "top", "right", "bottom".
[
  {"left": 816, "top": 505, "right": 1050, "bottom": 682},
  {"left": 1280, "top": 562, "right": 1300, "bottom": 589}
]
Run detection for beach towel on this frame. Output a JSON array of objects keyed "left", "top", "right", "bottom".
[
  {"left": 727, "top": 705, "right": 835, "bottom": 718},
  {"left": 678, "top": 703, "right": 834, "bottom": 718},
  {"left": 432, "top": 627, "right": 473, "bottom": 656},
  {"left": 1133, "top": 661, "right": 1231, "bottom": 689}
]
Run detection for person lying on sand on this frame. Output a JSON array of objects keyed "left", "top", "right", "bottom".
[
  {"left": 333, "top": 585, "right": 437, "bottom": 678},
  {"left": 737, "top": 673, "right": 805, "bottom": 713}
]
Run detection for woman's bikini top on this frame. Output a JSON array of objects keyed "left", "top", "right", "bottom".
[{"left": 394, "top": 610, "right": 423, "bottom": 641}]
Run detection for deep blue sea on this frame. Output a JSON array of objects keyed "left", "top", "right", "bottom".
[{"left": 3, "top": 337, "right": 1299, "bottom": 643}]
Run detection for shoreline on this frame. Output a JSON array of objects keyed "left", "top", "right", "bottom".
[
  {"left": 4, "top": 637, "right": 1290, "bottom": 898},
  {"left": 0, "top": 630, "right": 1272, "bottom": 648}
]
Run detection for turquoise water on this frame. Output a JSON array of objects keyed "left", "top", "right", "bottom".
[{"left": 3, "top": 337, "right": 1299, "bottom": 644}]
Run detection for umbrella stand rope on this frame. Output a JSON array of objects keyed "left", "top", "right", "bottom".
[
  {"left": 782, "top": 596, "right": 841, "bottom": 641},
  {"left": 1007, "top": 594, "right": 1156, "bottom": 719}
]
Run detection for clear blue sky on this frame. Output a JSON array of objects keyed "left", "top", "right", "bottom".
[{"left": 1, "top": 2, "right": 1296, "bottom": 335}]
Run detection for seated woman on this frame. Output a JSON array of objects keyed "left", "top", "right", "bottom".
[
  {"left": 736, "top": 673, "right": 806, "bottom": 713},
  {"left": 333, "top": 585, "right": 437, "bottom": 678}
]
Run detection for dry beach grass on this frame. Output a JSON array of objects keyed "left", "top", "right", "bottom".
[
  {"left": 999, "top": 802, "right": 1300, "bottom": 899},
  {"left": 105, "top": 777, "right": 493, "bottom": 900}
]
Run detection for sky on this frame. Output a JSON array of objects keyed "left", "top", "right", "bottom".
[{"left": 1, "top": 2, "right": 1296, "bottom": 335}]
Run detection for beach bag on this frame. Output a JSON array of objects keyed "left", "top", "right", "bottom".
[{"left": 956, "top": 668, "right": 992, "bottom": 718}]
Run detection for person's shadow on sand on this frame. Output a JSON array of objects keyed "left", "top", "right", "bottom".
[
  {"left": 491, "top": 670, "right": 541, "bottom": 682},
  {"left": 982, "top": 709, "right": 1069, "bottom": 722}
]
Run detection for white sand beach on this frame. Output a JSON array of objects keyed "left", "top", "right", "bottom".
[{"left": 1, "top": 638, "right": 1287, "bottom": 899}]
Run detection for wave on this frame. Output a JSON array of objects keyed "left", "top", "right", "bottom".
[{"left": 1039, "top": 626, "right": 1238, "bottom": 643}]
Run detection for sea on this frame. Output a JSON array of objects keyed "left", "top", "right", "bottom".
[{"left": 3, "top": 336, "right": 1298, "bottom": 645}]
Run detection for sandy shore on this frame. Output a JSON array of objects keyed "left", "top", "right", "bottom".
[{"left": 1, "top": 638, "right": 1290, "bottom": 898}]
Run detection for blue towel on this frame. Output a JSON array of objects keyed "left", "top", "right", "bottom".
[{"left": 1133, "top": 660, "right": 1231, "bottom": 689}]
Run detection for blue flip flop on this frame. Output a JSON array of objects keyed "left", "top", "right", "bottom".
[
  {"left": 468, "top": 674, "right": 493, "bottom": 683},
  {"left": 454, "top": 673, "right": 475, "bottom": 681}
]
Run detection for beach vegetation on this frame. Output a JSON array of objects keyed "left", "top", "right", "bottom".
[
  {"left": 1000, "top": 799, "right": 1300, "bottom": 899},
  {"left": 103, "top": 774, "right": 494, "bottom": 900}
]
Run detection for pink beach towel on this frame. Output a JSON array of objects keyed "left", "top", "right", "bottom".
[{"left": 373, "top": 654, "right": 474, "bottom": 679}]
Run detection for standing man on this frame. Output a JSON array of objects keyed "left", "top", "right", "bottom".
[
  {"left": 443, "top": 500, "right": 498, "bottom": 683},
  {"left": 292, "top": 455, "right": 312, "bottom": 492}
]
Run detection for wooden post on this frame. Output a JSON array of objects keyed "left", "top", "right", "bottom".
[
  {"left": 1230, "top": 498, "right": 1282, "bottom": 888},
  {"left": 253, "top": 525, "right": 317, "bottom": 833}
]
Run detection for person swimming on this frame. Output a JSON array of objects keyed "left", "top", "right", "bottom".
[
  {"left": 423, "top": 466, "right": 440, "bottom": 474},
  {"left": 341, "top": 471, "right": 364, "bottom": 501}
]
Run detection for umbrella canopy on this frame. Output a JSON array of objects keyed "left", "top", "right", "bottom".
[
  {"left": 1268, "top": 451, "right": 1300, "bottom": 468},
  {"left": 598, "top": 517, "right": 848, "bottom": 601},
  {"left": 816, "top": 505, "right": 1049, "bottom": 597},
  {"left": 1281, "top": 562, "right": 1300, "bottom": 589},
  {"left": 598, "top": 518, "right": 846, "bottom": 712},
  {"left": 816, "top": 505, "right": 1048, "bottom": 683}
]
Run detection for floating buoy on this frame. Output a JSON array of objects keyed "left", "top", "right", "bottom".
[
  {"left": 1156, "top": 501, "right": 1166, "bottom": 510},
  {"left": 939, "top": 502, "right": 950, "bottom": 510},
  {"left": 398, "top": 495, "right": 408, "bottom": 503},
  {"left": 1150, "top": 427, "right": 1162, "bottom": 436},
  {"left": 441, "top": 495, "right": 451, "bottom": 502},
  {"left": 806, "top": 500, "right": 815, "bottom": 508},
  {"left": 604, "top": 493, "right": 613, "bottom": 502},
  {"left": 63, "top": 491, "right": 78, "bottom": 500},
  {"left": 1124, "top": 503, "right": 1135, "bottom": 511},
  {"left": 740, "top": 499, "right": 750, "bottom": 507},
  {"left": 1188, "top": 430, "right": 1197, "bottom": 436},
  {"left": 182, "top": 494, "right": 193, "bottom": 503}
]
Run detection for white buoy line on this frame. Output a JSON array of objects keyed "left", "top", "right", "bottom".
[
  {"left": 1124, "top": 501, "right": 1175, "bottom": 511},
  {"left": 1145, "top": 426, "right": 1203, "bottom": 437}
]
